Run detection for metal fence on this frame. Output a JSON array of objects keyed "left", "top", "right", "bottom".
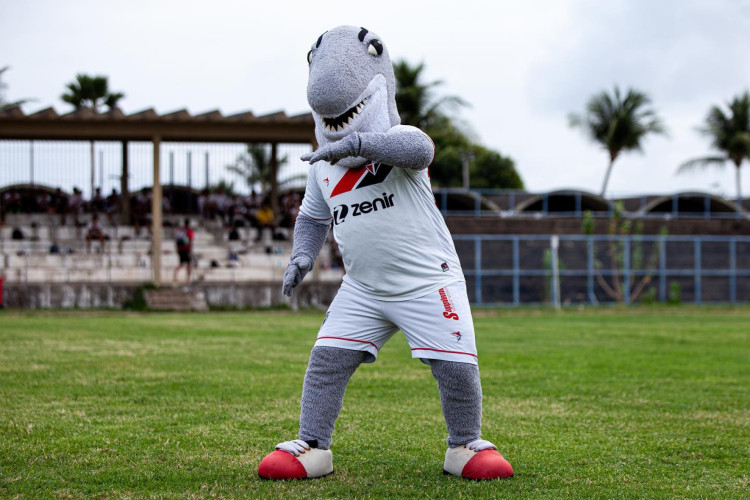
[
  {"left": 434, "top": 188, "right": 749, "bottom": 219},
  {"left": 454, "top": 234, "right": 750, "bottom": 306},
  {"left": 0, "top": 140, "right": 313, "bottom": 198}
]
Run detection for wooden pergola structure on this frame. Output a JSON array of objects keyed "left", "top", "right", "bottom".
[{"left": 0, "top": 105, "right": 316, "bottom": 284}]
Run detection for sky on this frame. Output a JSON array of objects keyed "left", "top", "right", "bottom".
[{"left": 2, "top": 0, "right": 750, "bottom": 198}]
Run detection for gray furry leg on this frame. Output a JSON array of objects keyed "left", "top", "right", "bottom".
[
  {"left": 299, "top": 346, "right": 367, "bottom": 450},
  {"left": 430, "top": 360, "right": 482, "bottom": 448}
]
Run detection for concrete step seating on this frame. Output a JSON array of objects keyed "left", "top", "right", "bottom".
[
  {"left": 144, "top": 287, "right": 209, "bottom": 311},
  {"left": 1, "top": 216, "right": 343, "bottom": 284}
]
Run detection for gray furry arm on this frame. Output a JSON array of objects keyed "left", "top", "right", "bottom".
[
  {"left": 282, "top": 213, "right": 331, "bottom": 297},
  {"left": 301, "top": 125, "right": 434, "bottom": 170}
]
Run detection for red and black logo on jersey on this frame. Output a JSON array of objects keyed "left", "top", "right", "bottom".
[
  {"left": 333, "top": 192, "right": 395, "bottom": 225},
  {"left": 330, "top": 163, "right": 393, "bottom": 197}
]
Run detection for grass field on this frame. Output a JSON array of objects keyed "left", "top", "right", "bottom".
[{"left": 0, "top": 307, "right": 748, "bottom": 499}]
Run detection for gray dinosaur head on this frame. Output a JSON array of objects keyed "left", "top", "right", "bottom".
[{"left": 306, "top": 25, "right": 400, "bottom": 166}]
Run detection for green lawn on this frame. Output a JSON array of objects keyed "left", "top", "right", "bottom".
[{"left": 0, "top": 307, "right": 748, "bottom": 499}]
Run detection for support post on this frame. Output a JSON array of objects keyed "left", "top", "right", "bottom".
[
  {"left": 587, "top": 237, "right": 596, "bottom": 304},
  {"left": 270, "top": 143, "right": 280, "bottom": 217},
  {"left": 169, "top": 151, "right": 174, "bottom": 211},
  {"left": 99, "top": 150, "right": 104, "bottom": 193},
  {"left": 152, "top": 137, "right": 163, "bottom": 286},
  {"left": 550, "top": 235, "right": 561, "bottom": 309},
  {"left": 90, "top": 141, "right": 95, "bottom": 200},
  {"left": 30, "top": 141, "right": 34, "bottom": 185},
  {"left": 512, "top": 237, "right": 520, "bottom": 306},
  {"left": 204, "top": 151, "right": 210, "bottom": 190},
  {"left": 694, "top": 238, "right": 701, "bottom": 305},
  {"left": 729, "top": 238, "right": 737, "bottom": 303},
  {"left": 659, "top": 236, "right": 667, "bottom": 302},
  {"left": 474, "top": 236, "right": 482, "bottom": 305},
  {"left": 623, "top": 237, "right": 631, "bottom": 305},
  {"left": 120, "top": 141, "right": 130, "bottom": 225}
]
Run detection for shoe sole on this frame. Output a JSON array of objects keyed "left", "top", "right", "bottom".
[
  {"left": 443, "top": 469, "right": 514, "bottom": 480},
  {"left": 258, "top": 470, "right": 334, "bottom": 481}
]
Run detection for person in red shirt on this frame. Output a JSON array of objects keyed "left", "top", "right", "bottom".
[{"left": 173, "top": 218, "right": 195, "bottom": 283}]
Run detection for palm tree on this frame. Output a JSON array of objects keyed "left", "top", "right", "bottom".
[
  {"left": 61, "top": 74, "right": 124, "bottom": 197},
  {"left": 678, "top": 91, "right": 750, "bottom": 212},
  {"left": 227, "top": 144, "right": 290, "bottom": 195},
  {"left": 0, "top": 66, "right": 31, "bottom": 111},
  {"left": 61, "top": 74, "right": 124, "bottom": 113},
  {"left": 393, "top": 60, "right": 467, "bottom": 130},
  {"left": 569, "top": 86, "right": 667, "bottom": 198}
]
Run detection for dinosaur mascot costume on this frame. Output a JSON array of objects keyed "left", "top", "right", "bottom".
[{"left": 258, "top": 25, "right": 514, "bottom": 481}]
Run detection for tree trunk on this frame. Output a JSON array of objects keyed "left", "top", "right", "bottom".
[{"left": 600, "top": 157, "right": 616, "bottom": 198}]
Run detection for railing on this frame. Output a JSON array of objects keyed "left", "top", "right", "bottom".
[
  {"left": 434, "top": 188, "right": 749, "bottom": 219},
  {"left": 454, "top": 234, "right": 750, "bottom": 306}
]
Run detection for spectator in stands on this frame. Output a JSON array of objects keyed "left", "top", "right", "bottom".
[
  {"left": 228, "top": 194, "right": 247, "bottom": 228},
  {"left": 105, "top": 188, "right": 120, "bottom": 226},
  {"left": 69, "top": 187, "right": 84, "bottom": 226},
  {"left": 198, "top": 189, "right": 209, "bottom": 220},
  {"left": 213, "top": 187, "right": 230, "bottom": 226},
  {"left": 280, "top": 192, "right": 301, "bottom": 229},
  {"left": 132, "top": 188, "right": 152, "bottom": 238},
  {"left": 254, "top": 199, "right": 276, "bottom": 242},
  {"left": 173, "top": 218, "right": 195, "bottom": 283},
  {"left": 91, "top": 187, "right": 106, "bottom": 213},
  {"left": 85, "top": 213, "right": 107, "bottom": 253},
  {"left": 52, "top": 188, "right": 69, "bottom": 225},
  {"left": 37, "top": 192, "right": 52, "bottom": 214},
  {"left": 3, "top": 191, "right": 22, "bottom": 214}
]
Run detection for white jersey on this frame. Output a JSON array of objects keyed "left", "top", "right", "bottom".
[{"left": 300, "top": 161, "right": 464, "bottom": 300}]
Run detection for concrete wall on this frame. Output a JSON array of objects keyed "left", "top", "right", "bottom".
[
  {"left": 2, "top": 281, "right": 341, "bottom": 309},
  {"left": 446, "top": 216, "right": 750, "bottom": 236}
]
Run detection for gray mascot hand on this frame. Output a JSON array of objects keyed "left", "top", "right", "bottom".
[
  {"left": 282, "top": 256, "right": 314, "bottom": 297},
  {"left": 300, "top": 134, "right": 359, "bottom": 165}
]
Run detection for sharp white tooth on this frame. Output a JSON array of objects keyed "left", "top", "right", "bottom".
[
  {"left": 336, "top": 124, "right": 342, "bottom": 132},
  {"left": 326, "top": 124, "right": 333, "bottom": 132},
  {"left": 347, "top": 116, "right": 354, "bottom": 125},
  {"left": 357, "top": 103, "right": 364, "bottom": 112}
]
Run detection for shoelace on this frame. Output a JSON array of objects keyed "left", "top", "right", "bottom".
[
  {"left": 466, "top": 439, "right": 498, "bottom": 452},
  {"left": 275, "top": 439, "right": 311, "bottom": 457}
]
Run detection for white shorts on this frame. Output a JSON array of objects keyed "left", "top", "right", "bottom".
[{"left": 315, "top": 280, "right": 478, "bottom": 365}]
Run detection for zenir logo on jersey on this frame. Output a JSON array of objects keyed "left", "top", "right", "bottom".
[
  {"left": 330, "top": 163, "right": 393, "bottom": 197},
  {"left": 333, "top": 193, "right": 396, "bottom": 225}
]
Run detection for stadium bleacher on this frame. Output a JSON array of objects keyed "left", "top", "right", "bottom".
[{"left": 0, "top": 213, "right": 344, "bottom": 285}]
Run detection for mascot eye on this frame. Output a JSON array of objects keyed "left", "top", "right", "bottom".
[
  {"left": 307, "top": 50, "right": 313, "bottom": 65},
  {"left": 368, "top": 40, "right": 383, "bottom": 56}
]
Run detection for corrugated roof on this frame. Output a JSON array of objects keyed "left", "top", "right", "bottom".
[{"left": 0, "top": 105, "right": 315, "bottom": 144}]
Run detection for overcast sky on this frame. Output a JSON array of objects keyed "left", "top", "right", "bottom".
[{"left": 2, "top": 0, "right": 750, "bottom": 197}]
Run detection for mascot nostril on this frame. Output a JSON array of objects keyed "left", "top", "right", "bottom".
[{"left": 258, "top": 24, "right": 514, "bottom": 482}]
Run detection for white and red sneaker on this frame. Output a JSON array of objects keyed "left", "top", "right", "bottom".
[
  {"left": 443, "top": 439, "right": 514, "bottom": 480},
  {"left": 258, "top": 439, "right": 333, "bottom": 480}
]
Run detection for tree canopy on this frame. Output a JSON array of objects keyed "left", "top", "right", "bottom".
[
  {"left": 0, "top": 66, "right": 31, "bottom": 111},
  {"left": 678, "top": 91, "right": 750, "bottom": 208},
  {"left": 393, "top": 60, "right": 523, "bottom": 189},
  {"left": 569, "top": 86, "right": 667, "bottom": 197},
  {"left": 61, "top": 74, "right": 124, "bottom": 113},
  {"left": 226, "top": 144, "right": 295, "bottom": 194}
]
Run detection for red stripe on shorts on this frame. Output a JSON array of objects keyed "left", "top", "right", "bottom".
[
  {"left": 411, "top": 347, "right": 478, "bottom": 358},
  {"left": 317, "top": 336, "right": 380, "bottom": 350}
]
